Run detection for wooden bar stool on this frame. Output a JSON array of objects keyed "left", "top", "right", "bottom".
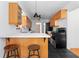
[
  {"left": 28, "top": 44, "right": 40, "bottom": 58},
  {"left": 3, "top": 44, "right": 20, "bottom": 58}
]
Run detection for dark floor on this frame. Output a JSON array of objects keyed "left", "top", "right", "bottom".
[{"left": 48, "top": 42, "right": 79, "bottom": 58}]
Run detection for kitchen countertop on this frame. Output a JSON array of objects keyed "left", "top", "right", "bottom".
[
  {"left": 0, "top": 32, "right": 50, "bottom": 38},
  {"left": 0, "top": 33, "right": 50, "bottom": 38},
  {"left": 0, "top": 25, "right": 50, "bottom": 38},
  {"left": 6, "top": 33, "right": 50, "bottom": 38}
]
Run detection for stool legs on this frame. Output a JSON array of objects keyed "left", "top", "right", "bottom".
[
  {"left": 3, "top": 48, "right": 20, "bottom": 58},
  {"left": 7, "top": 51, "right": 9, "bottom": 58},
  {"left": 28, "top": 50, "right": 31, "bottom": 58},
  {"left": 16, "top": 49, "right": 20, "bottom": 57},
  {"left": 37, "top": 50, "right": 40, "bottom": 58},
  {"left": 28, "top": 49, "right": 40, "bottom": 58}
]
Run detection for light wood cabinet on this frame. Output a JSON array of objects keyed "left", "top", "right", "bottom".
[
  {"left": 27, "top": 17, "right": 32, "bottom": 29},
  {"left": 9, "top": 3, "right": 22, "bottom": 25},
  {"left": 61, "top": 9, "right": 67, "bottom": 18},
  {"left": 5, "top": 38, "right": 48, "bottom": 58},
  {"left": 22, "top": 16, "right": 32, "bottom": 29},
  {"left": 22, "top": 16, "right": 27, "bottom": 27},
  {"left": 50, "top": 9, "right": 67, "bottom": 27}
]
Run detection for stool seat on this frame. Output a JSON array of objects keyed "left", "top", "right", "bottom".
[
  {"left": 28, "top": 44, "right": 40, "bottom": 51},
  {"left": 4, "top": 44, "right": 19, "bottom": 50},
  {"left": 28, "top": 44, "right": 40, "bottom": 58},
  {"left": 3, "top": 44, "right": 20, "bottom": 58}
]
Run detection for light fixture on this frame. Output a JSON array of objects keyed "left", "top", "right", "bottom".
[
  {"left": 33, "top": 1, "right": 41, "bottom": 18},
  {"left": 33, "top": 13, "right": 38, "bottom": 17}
]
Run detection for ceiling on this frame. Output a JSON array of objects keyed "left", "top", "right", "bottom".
[{"left": 18, "top": 1, "right": 79, "bottom": 19}]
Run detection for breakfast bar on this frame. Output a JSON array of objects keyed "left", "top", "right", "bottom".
[{"left": 1, "top": 32, "right": 50, "bottom": 58}]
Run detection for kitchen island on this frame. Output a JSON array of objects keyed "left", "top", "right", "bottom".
[
  {"left": 1, "top": 32, "right": 50, "bottom": 58},
  {"left": 0, "top": 25, "right": 50, "bottom": 58}
]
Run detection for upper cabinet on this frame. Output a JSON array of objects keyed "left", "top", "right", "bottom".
[
  {"left": 50, "top": 9, "right": 67, "bottom": 27},
  {"left": 61, "top": 9, "right": 67, "bottom": 19},
  {"left": 27, "top": 17, "right": 32, "bottom": 29},
  {"left": 22, "top": 16, "right": 32, "bottom": 29},
  {"left": 9, "top": 3, "right": 22, "bottom": 25}
]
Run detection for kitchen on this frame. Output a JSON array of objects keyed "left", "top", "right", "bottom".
[{"left": 0, "top": 1, "right": 79, "bottom": 58}]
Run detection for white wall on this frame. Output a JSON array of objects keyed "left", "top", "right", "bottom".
[
  {"left": 0, "top": 2, "right": 9, "bottom": 34},
  {"left": 67, "top": 8, "right": 79, "bottom": 48},
  {"left": 0, "top": 2, "right": 18, "bottom": 36},
  {"left": 0, "top": 39, "right": 6, "bottom": 58},
  {"left": 58, "top": 18, "right": 67, "bottom": 27},
  {"left": 0, "top": 2, "right": 8, "bottom": 57}
]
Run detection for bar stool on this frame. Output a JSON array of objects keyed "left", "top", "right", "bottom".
[
  {"left": 3, "top": 44, "right": 20, "bottom": 58},
  {"left": 28, "top": 44, "right": 40, "bottom": 58}
]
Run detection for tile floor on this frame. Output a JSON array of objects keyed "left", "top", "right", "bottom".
[{"left": 48, "top": 42, "right": 79, "bottom": 58}]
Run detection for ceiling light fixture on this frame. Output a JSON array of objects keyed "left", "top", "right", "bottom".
[{"left": 33, "top": 1, "right": 41, "bottom": 19}]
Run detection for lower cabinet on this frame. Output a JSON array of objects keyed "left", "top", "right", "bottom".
[{"left": 5, "top": 38, "right": 48, "bottom": 58}]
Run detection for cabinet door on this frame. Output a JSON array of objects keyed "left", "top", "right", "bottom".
[
  {"left": 18, "top": 12, "right": 22, "bottom": 25},
  {"left": 9, "top": 3, "right": 13, "bottom": 24},
  {"left": 22, "top": 16, "right": 27, "bottom": 26},
  {"left": 9, "top": 3, "right": 17, "bottom": 24},
  {"left": 9, "top": 3, "right": 21, "bottom": 25}
]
